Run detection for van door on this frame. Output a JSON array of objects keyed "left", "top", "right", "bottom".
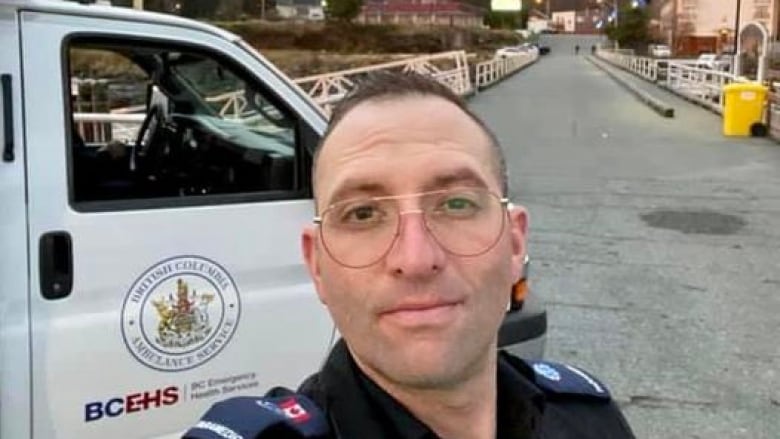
[
  {"left": 0, "top": 5, "right": 33, "bottom": 439},
  {"left": 20, "top": 9, "right": 332, "bottom": 438}
]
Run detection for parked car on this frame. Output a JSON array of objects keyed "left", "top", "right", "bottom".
[
  {"left": 495, "top": 46, "right": 531, "bottom": 58},
  {"left": 530, "top": 42, "right": 551, "bottom": 55},
  {"left": 495, "top": 47, "right": 521, "bottom": 58},
  {"left": 696, "top": 53, "right": 732, "bottom": 71},
  {"left": 648, "top": 44, "right": 671, "bottom": 58},
  {"left": 495, "top": 43, "right": 547, "bottom": 59},
  {"left": 519, "top": 43, "right": 540, "bottom": 56}
]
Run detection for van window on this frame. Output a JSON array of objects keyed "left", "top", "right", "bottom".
[{"left": 67, "top": 40, "right": 301, "bottom": 208}]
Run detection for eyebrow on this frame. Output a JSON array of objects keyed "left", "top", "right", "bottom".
[
  {"left": 325, "top": 181, "right": 389, "bottom": 208},
  {"left": 422, "top": 167, "right": 490, "bottom": 192},
  {"left": 324, "top": 167, "right": 491, "bottom": 207}
]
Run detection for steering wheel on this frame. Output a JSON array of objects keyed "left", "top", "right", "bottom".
[
  {"left": 244, "top": 89, "right": 290, "bottom": 128},
  {"left": 132, "top": 105, "right": 165, "bottom": 175}
]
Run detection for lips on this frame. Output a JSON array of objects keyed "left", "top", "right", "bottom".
[{"left": 379, "top": 300, "right": 463, "bottom": 327}]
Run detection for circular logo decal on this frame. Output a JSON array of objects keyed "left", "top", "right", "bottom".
[
  {"left": 121, "top": 256, "right": 240, "bottom": 372},
  {"left": 533, "top": 363, "right": 561, "bottom": 382}
]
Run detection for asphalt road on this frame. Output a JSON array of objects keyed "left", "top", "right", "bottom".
[{"left": 471, "top": 35, "right": 780, "bottom": 438}]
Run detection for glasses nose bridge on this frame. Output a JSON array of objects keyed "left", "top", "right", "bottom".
[{"left": 392, "top": 193, "right": 434, "bottom": 231}]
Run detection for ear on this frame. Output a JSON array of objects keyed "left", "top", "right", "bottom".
[
  {"left": 302, "top": 226, "right": 328, "bottom": 305},
  {"left": 507, "top": 205, "right": 529, "bottom": 280}
]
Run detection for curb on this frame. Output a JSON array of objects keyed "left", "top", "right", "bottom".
[
  {"left": 586, "top": 55, "right": 674, "bottom": 118},
  {"left": 655, "top": 82, "right": 723, "bottom": 116}
]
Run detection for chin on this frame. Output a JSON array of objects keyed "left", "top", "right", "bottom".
[
  {"left": 386, "top": 359, "right": 473, "bottom": 390},
  {"left": 376, "top": 338, "right": 478, "bottom": 388}
]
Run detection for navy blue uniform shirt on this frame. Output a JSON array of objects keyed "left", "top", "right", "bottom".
[
  {"left": 184, "top": 339, "right": 635, "bottom": 439},
  {"left": 297, "top": 339, "right": 635, "bottom": 439}
]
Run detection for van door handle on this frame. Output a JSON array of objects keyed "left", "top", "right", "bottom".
[
  {"left": 39, "top": 231, "right": 73, "bottom": 300},
  {"left": 1, "top": 74, "right": 13, "bottom": 162}
]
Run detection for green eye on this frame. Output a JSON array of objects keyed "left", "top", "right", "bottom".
[
  {"left": 445, "top": 198, "right": 473, "bottom": 210},
  {"left": 437, "top": 195, "right": 480, "bottom": 217}
]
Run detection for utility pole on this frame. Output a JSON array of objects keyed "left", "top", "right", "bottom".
[
  {"left": 614, "top": 0, "right": 619, "bottom": 50},
  {"left": 734, "top": 0, "right": 741, "bottom": 76},
  {"left": 132, "top": 0, "right": 143, "bottom": 9},
  {"left": 671, "top": 0, "right": 677, "bottom": 51}
]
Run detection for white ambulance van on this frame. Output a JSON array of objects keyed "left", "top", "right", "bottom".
[{"left": 0, "top": 1, "right": 547, "bottom": 437}]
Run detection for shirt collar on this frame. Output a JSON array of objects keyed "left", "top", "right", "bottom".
[{"left": 318, "top": 340, "right": 545, "bottom": 439}]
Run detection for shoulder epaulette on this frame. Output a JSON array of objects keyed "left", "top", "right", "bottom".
[
  {"left": 182, "top": 387, "right": 329, "bottom": 439},
  {"left": 525, "top": 360, "right": 612, "bottom": 400}
]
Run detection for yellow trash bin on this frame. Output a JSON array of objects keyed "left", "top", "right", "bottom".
[{"left": 722, "top": 83, "right": 768, "bottom": 136}]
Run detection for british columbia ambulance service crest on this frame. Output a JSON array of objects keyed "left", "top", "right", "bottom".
[{"left": 121, "top": 256, "right": 241, "bottom": 372}]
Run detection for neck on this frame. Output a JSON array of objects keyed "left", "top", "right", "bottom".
[{"left": 356, "top": 348, "right": 498, "bottom": 439}]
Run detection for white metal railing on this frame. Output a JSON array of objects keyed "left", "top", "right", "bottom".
[
  {"left": 665, "top": 62, "right": 746, "bottom": 113},
  {"left": 293, "top": 50, "right": 473, "bottom": 114},
  {"left": 596, "top": 49, "right": 751, "bottom": 114},
  {"left": 769, "top": 91, "right": 780, "bottom": 140},
  {"left": 597, "top": 50, "right": 658, "bottom": 82},
  {"left": 73, "top": 112, "right": 144, "bottom": 144},
  {"left": 475, "top": 53, "right": 537, "bottom": 88},
  {"left": 73, "top": 49, "right": 536, "bottom": 143}
]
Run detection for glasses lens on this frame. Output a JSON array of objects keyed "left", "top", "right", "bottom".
[
  {"left": 319, "top": 198, "right": 399, "bottom": 268},
  {"left": 318, "top": 188, "right": 507, "bottom": 267},
  {"left": 423, "top": 188, "right": 506, "bottom": 256}
]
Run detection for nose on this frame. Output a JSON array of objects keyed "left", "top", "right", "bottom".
[{"left": 384, "top": 211, "right": 447, "bottom": 278}]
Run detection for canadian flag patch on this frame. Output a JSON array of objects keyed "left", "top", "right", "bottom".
[{"left": 279, "top": 398, "right": 311, "bottom": 424}]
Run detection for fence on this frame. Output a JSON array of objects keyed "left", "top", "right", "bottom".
[
  {"left": 292, "top": 50, "right": 473, "bottom": 115},
  {"left": 596, "top": 49, "right": 748, "bottom": 115},
  {"left": 73, "top": 49, "right": 535, "bottom": 144},
  {"left": 475, "top": 52, "right": 537, "bottom": 89},
  {"left": 597, "top": 50, "right": 658, "bottom": 82},
  {"left": 665, "top": 61, "right": 746, "bottom": 114}
]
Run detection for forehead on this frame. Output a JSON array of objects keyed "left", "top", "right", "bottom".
[{"left": 315, "top": 95, "right": 498, "bottom": 204}]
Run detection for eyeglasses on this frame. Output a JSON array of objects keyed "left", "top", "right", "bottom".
[{"left": 313, "top": 187, "right": 510, "bottom": 268}]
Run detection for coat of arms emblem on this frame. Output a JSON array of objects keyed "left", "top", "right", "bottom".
[
  {"left": 151, "top": 279, "right": 215, "bottom": 348},
  {"left": 122, "top": 256, "right": 241, "bottom": 372}
]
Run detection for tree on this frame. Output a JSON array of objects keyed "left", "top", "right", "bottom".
[
  {"left": 604, "top": 5, "right": 650, "bottom": 50},
  {"left": 484, "top": 11, "right": 525, "bottom": 30},
  {"left": 325, "top": 0, "right": 363, "bottom": 23},
  {"left": 180, "top": 0, "right": 220, "bottom": 19}
]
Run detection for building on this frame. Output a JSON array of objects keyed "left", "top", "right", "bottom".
[
  {"left": 653, "top": 0, "right": 780, "bottom": 54},
  {"left": 277, "top": 0, "right": 325, "bottom": 20},
  {"left": 574, "top": 7, "right": 604, "bottom": 34},
  {"left": 552, "top": 10, "right": 576, "bottom": 32},
  {"left": 357, "top": 0, "right": 484, "bottom": 26},
  {"left": 527, "top": 9, "right": 551, "bottom": 32}
]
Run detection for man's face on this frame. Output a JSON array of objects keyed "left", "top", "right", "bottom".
[{"left": 302, "top": 95, "right": 527, "bottom": 389}]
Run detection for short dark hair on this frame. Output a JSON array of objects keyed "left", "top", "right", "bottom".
[{"left": 312, "top": 71, "right": 508, "bottom": 196}]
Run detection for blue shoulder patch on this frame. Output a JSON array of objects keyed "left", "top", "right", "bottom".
[
  {"left": 527, "top": 360, "right": 612, "bottom": 400},
  {"left": 182, "top": 390, "right": 329, "bottom": 439}
]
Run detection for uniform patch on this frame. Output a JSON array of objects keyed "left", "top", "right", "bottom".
[
  {"left": 529, "top": 360, "right": 611, "bottom": 399},
  {"left": 121, "top": 256, "right": 240, "bottom": 372},
  {"left": 533, "top": 363, "right": 562, "bottom": 381},
  {"left": 184, "top": 394, "right": 329, "bottom": 439}
]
